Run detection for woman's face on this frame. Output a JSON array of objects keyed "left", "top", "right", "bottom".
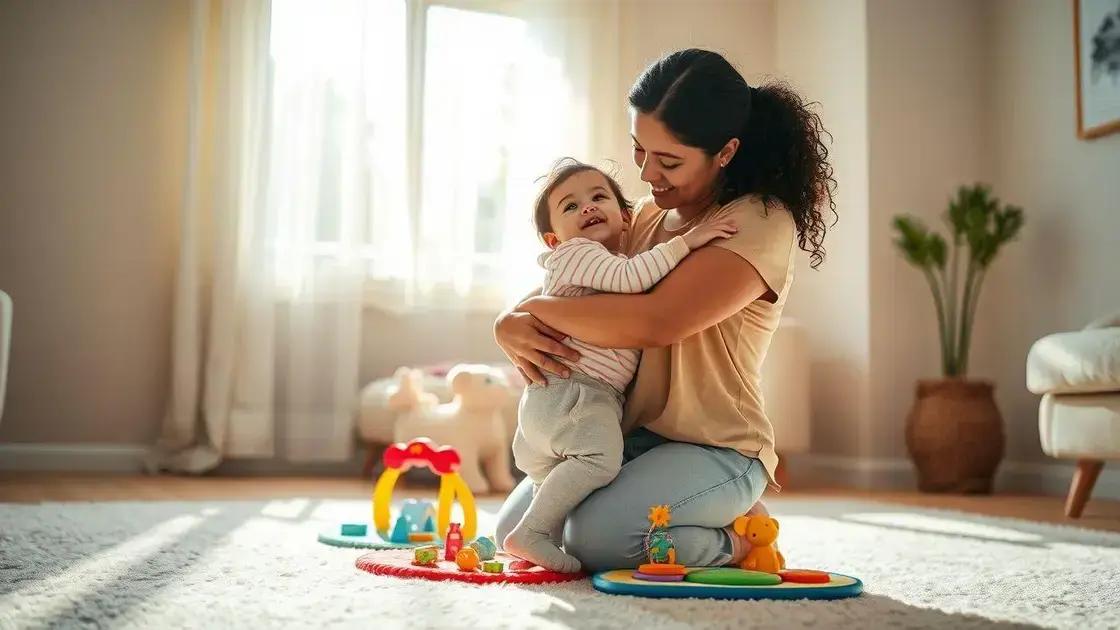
[{"left": 630, "top": 110, "right": 721, "bottom": 210}]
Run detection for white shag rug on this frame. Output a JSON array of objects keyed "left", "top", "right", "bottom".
[{"left": 1, "top": 496, "right": 1118, "bottom": 629}]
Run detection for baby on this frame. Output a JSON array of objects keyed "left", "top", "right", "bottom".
[{"left": 502, "top": 159, "right": 737, "bottom": 572}]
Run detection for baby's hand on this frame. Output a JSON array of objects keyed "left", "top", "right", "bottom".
[{"left": 683, "top": 218, "right": 738, "bottom": 250}]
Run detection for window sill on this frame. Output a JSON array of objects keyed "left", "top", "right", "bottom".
[{"left": 360, "top": 278, "right": 508, "bottom": 316}]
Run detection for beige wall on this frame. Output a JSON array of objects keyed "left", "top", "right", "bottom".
[
  {"left": 775, "top": 0, "right": 871, "bottom": 457},
  {"left": 865, "top": 0, "right": 993, "bottom": 459},
  {"left": 0, "top": 0, "right": 189, "bottom": 443},
  {"left": 978, "top": 0, "right": 1120, "bottom": 462}
]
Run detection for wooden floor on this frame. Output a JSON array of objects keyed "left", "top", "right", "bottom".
[{"left": 2, "top": 473, "right": 1119, "bottom": 533}]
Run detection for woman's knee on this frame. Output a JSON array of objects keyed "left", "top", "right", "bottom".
[{"left": 563, "top": 491, "right": 644, "bottom": 572}]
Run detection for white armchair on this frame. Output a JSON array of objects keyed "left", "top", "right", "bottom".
[
  {"left": 1027, "top": 311, "right": 1120, "bottom": 517},
  {"left": 0, "top": 290, "right": 10, "bottom": 424}
]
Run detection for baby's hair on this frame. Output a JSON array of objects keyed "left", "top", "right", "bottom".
[{"left": 533, "top": 158, "right": 633, "bottom": 242}]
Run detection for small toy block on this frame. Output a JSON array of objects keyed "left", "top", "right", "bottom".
[
  {"left": 481, "top": 560, "right": 504, "bottom": 573},
  {"left": 468, "top": 536, "right": 497, "bottom": 561},
  {"left": 340, "top": 523, "right": 368, "bottom": 537},
  {"left": 413, "top": 545, "right": 439, "bottom": 566}
]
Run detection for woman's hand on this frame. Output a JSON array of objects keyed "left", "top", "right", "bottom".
[
  {"left": 494, "top": 309, "right": 580, "bottom": 385},
  {"left": 683, "top": 217, "right": 738, "bottom": 250}
]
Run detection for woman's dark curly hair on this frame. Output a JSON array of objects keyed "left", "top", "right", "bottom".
[{"left": 629, "top": 49, "right": 837, "bottom": 268}]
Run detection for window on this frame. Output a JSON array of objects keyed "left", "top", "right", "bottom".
[{"left": 267, "top": 0, "right": 588, "bottom": 310}]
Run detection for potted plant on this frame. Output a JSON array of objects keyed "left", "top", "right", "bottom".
[{"left": 893, "top": 184, "right": 1024, "bottom": 493}]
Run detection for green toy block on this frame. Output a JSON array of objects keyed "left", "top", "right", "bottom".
[
  {"left": 481, "top": 560, "right": 504, "bottom": 573},
  {"left": 414, "top": 545, "right": 440, "bottom": 566}
]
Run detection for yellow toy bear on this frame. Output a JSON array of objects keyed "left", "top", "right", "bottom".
[{"left": 733, "top": 514, "right": 785, "bottom": 574}]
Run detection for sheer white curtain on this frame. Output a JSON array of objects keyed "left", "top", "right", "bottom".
[
  {"left": 153, "top": 0, "right": 619, "bottom": 472},
  {"left": 153, "top": 0, "right": 363, "bottom": 471}
]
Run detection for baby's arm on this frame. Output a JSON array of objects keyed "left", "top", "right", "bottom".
[
  {"left": 547, "top": 237, "right": 685, "bottom": 293},
  {"left": 547, "top": 218, "right": 738, "bottom": 294}
]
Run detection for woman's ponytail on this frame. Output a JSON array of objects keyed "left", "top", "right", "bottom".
[{"left": 726, "top": 83, "right": 835, "bottom": 268}]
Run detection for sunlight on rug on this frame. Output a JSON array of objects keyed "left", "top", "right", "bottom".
[{"left": 1, "top": 497, "right": 1117, "bottom": 629}]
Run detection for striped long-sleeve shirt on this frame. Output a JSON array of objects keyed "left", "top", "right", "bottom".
[{"left": 539, "top": 235, "right": 690, "bottom": 393}]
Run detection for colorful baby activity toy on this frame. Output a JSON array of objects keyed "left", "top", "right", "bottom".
[
  {"left": 591, "top": 505, "right": 863, "bottom": 601},
  {"left": 352, "top": 500, "right": 861, "bottom": 599},
  {"left": 317, "top": 438, "right": 477, "bottom": 549},
  {"left": 591, "top": 568, "right": 862, "bottom": 600}
]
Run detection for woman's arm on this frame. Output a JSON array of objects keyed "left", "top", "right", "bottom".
[
  {"left": 494, "top": 287, "right": 581, "bottom": 385},
  {"left": 519, "top": 247, "right": 771, "bottom": 349}
]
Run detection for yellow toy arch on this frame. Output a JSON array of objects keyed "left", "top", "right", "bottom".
[{"left": 372, "top": 439, "right": 477, "bottom": 541}]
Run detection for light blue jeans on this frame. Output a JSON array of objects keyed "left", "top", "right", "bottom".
[{"left": 496, "top": 427, "right": 768, "bottom": 573}]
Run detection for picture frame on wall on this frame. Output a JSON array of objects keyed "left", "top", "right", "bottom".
[{"left": 1074, "top": 0, "right": 1120, "bottom": 139}]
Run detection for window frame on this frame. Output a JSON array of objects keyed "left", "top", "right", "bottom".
[
  {"left": 286, "top": 0, "right": 538, "bottom": 312},
  {"left": 382, "top": 0, "right": 529, "bottom": 312}
]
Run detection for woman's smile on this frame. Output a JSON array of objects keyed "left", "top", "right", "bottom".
[{"left": 651, "top": 184, "right": 676, "bottom": 202}]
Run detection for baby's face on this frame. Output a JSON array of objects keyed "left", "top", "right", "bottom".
[{"left": 545, "top": 170, "right": 629, "bottom": 250}]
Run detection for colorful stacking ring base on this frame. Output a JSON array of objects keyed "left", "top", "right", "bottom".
[
  {"left": 593, "top": 568, "right": 863, "bottom": 600},
  {"left": 632, "top": 571, "right": 685, "bottom": 582},
  {"left": 685, "top": 568, "right": 781, "bottom": 586}
]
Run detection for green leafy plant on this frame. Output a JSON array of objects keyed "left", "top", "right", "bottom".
[{"left": 892, "top": 184, "right": 1024, "bottom": 377}]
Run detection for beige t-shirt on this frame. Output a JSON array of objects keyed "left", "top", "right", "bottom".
[{"left": 622, "top": 194, "right": 796, "bottom": 488}]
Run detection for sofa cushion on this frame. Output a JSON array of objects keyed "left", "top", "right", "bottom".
[
  {"left": 1038, "top": 393, "right": 1120, "bottom": 459},
  {"left": 1027, "top": 328, "right": 1120, "bottom": 395}
]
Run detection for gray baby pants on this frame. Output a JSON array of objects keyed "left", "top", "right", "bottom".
[{"left": 510, "top": 372, "right": 625, "bottom": 538}]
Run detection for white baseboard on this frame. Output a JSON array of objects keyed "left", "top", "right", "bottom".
[
  {"left": 0, "top": 442, "right": 149, "bottom": 472},
  {"left": 786, "top": 453, "right": 1120, "bottom": 501},
  {"left": 0, "top": 442, "right": 367, "bottom": 476}
]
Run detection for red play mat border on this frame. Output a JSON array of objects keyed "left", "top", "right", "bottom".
[{"left": 355, "top": 549, "right": 586, "bottom": 585}]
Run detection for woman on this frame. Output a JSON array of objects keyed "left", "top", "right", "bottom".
[{"left": 495, "top": 49, "right": 836, "bottom": 572}]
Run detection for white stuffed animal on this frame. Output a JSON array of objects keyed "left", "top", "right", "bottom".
[
  {"left": 357, "top": 367, "right": 439, "bottom": 446},
  {"left": 392, "top": 364, "right": 516, "bottom": 495}
]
